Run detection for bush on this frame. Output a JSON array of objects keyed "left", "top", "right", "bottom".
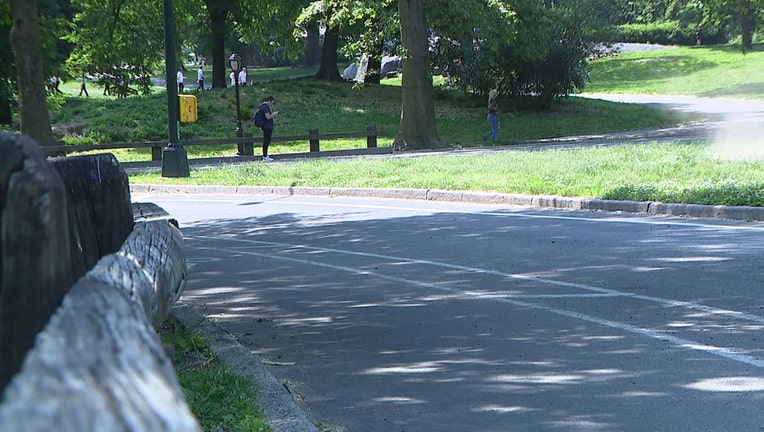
[
  {"left": 434, "top": 3, "right": 595, "bottom": 110},
  {"left": 615, "top": 21, "right": 726, "bottom": 46}
]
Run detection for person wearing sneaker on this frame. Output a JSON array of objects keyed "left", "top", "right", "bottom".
[
  {"left": 482, "top": 89, "right": 499, "bottom": 142},
  {"left": 258, "top": 95, "right": 278, "bottom": 161}
]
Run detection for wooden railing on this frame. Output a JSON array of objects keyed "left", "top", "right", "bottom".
[
  {"left": 42, "top": 124, "right": 388, "bottom": 161},
  {"left": 0, "top": 135, "right": 195, "bottom": 430}
]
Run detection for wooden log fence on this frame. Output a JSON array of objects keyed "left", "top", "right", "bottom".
[
  {"left": 0, "top": 211, "right": 196, "bottom": 432},
  {"left": 42, "top": 124, "right": 388, "bottom": 161},
  {"left": 0, "top": 133, "right": 196, "bottom": 431}
]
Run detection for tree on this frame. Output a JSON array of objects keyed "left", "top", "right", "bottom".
[
  {"left": 430, "top": 0, "right": 603, "bottom": 108},
  {"left": 303, "top": 21, "right": 321, "bottom": 66},
  {"left": 67, "top": 0, "right": 170, "bottom": 97},
  {"left": 337, "top": 0, "right": 398, "bottom": 85},
  {"left": 394, "top": 0, "right": 443, "bottom": 150},
  {"left": 296, "top": 0, "right": 398, "bottom": 83},
  {"left": 201, "top": 0, "right": 235, "bottom": 88},
  {"left": 315, "top": 24, "right": 343, "bottom": 81},
  {"left": 716, "top": 0, "right": 764, "bottom": 50},
  {"left": 0, "top": 4, "right": 15, "bottom": 126},
  {"left": 297, "top": 1, "right": 344, "bottom": 81},
  {"left": 9, "top": 0, "right": 54, "bottom": 146},
  {"left": 618, "top": 0, "right": 763, "bottom": 50}
]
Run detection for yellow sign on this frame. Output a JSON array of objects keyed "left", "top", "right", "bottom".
[{"left": 179, "top": 95, "right": 198, "bottom": 122}]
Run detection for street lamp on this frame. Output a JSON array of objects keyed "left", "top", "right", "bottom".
[{"left": 228, "top": 53, "right": 245, "bottom": 155}]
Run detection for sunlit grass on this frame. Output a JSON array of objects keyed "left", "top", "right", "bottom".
[
  {"left": 586, "top": 43, "right": 764, "bottom": 99},
  {"left": 50, "top": 65, "right": 685, "bottom": 163},
  {"left": 131, "top": 141, "right": 764, "bottom": 207},
  {"left": 160, "top": 317, "right": 270, "bottom": 432}
]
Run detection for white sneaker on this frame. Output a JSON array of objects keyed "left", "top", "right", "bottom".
[{"left": 262, "top": 156, "right": 274, "bottom": 162}]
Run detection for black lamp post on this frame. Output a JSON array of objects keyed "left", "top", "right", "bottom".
[
  {"left": 229, "top": 53, "right": 245, "bottom": 155},
  {"left": 160, "top": 0, "right": 189, "bottom": 177}
]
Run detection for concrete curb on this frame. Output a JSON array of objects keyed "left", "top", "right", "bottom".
[
  {"left": 130, "top": 184, "right": 764, "bottom": 222},
  {"left": 172, "top": 303, "right": 319, "bottom": 432}
]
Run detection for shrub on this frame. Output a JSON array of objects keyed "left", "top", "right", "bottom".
[{"left": 615, "top": 21, "right": 726, "bottom": 46}]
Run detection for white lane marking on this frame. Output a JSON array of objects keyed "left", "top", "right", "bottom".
[
  {"left": 186, "top": 256, "right": 223, "bottom": 270},
  {"left": 188, "top": 235, "right": 764, "bottom": 326},
  {"left": 191, "top": 243, "right": 764, "bottom": 368}
]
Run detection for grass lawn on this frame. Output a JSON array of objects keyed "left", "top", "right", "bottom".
[
  {"left": 125, "top": 43, "right": 764, "bottom": 207},
  {"left": 49, "top": 68, "right": 685, "bottom": 163},
  {"left": 584, "top": 43, "right": 764, "bottom": 99},
  {"left": 160, "top": 316, "right": 270, "bottom": 432},
  {"left": 131, "top": 141, "right": 764, "bottom": 207}
]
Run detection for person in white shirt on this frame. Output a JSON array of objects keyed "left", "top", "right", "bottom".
[
  {"left": 177, "top": 68, "right": 184, "bottom": 93},
  {"left": 230, "top": 70, "right": 236, "bottom": 87},
  {"left": 197, "top": 66, "right": 204, "bottom": 91},
  {"left": 238, "top": 67, "right": 247, "bottom": 87}
]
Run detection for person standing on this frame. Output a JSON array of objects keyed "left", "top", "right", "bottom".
[
  {"left": 482, "top": 89, "right": 499, "bottom": 142},
  {"left": 230, "top": 70, "right": 236, "bottom": 88},
  {"left": 257, "top": 95, "right": 279, "bottom": 162},
  {"left": 79, "top": 75, "right": 89, "bottom": 97},
  {"left": 238, "top": 67, "right": 247, "bottom": 87},
  {"left": 177, "top": 68, "right": 185, "bottom": 93},
  {"left": 197, "top": 66, "right": 204, "bottom": 91}
]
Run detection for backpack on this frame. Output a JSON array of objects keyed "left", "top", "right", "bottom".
[{"left": 253, "top": 107, "right": 265, "bottom": 128}]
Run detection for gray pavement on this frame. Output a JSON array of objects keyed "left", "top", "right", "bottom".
[
  {"left": 139, "top": 192, "right": 764, "bottom": 432},
  {"left": 131, "top": 95, "right": 764, "bottom": 431}
]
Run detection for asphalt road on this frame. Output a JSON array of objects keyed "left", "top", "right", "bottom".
[{"left": 136, "top": 191, "right": 764, "bottom": 432}]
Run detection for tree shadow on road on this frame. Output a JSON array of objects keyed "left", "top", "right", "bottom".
[{"left": 176, "top": 207, "right": 764, "bottom": 432}]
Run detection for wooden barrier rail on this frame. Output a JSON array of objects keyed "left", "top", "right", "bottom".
[
  {"left": 0, "top": 135, "right": 196, "bottom": 430},
  {"left": 42, "top": 124, "right": 388, "bottom": 161}
]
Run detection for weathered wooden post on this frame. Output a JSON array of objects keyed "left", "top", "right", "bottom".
[
  {"left": 0, "top": 133, "right": 75, "bottom": 390},
  {"left": 1, "top": 133, "right": 135, "bottom": 392},
  {"left": 49, "top": 153, "right": 134, "bottom": 276},
  {"left": 309, "top": 128, "right": 320, "bottom": 152},
  {"left": 0, "top": 133, "right": 196, "bottom": 430},
  {"left": 367, "top": 124, "right": 378, "bottom": 148}
]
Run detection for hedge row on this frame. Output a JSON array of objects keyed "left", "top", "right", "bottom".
[{"left": 615, "top": 21, "right": 726, "bottom": 46}]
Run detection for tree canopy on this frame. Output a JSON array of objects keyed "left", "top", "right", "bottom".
[{"left": 6, "top": 0, "right": 764, "bottom": 150}]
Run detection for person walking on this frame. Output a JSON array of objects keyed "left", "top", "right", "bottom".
[
  {"left": 197, "top": 66, "right": 204, "bottom": 91},
  {"left": 257, "top": 95, "right": 279, "bottom": 162},
  {"left": 177, "top": 68, "right": 185, "bottom": 93},
  {"left": 53, "top": 77, "right": 63, "bottom": 94},
  {"left": 78, "top": 75, "right": 89, "bottom": 97},
  {"left": 482, "top": 89, "right": 499, "bottom": 142}
]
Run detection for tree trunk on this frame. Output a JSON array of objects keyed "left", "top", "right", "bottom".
[
  {"left": 364, "top": 48, "right": 382, "bottom": 85},
  {"left": 394, "top": 0, "right": 444, "bottom": 150},
  {"left": 204, "top": 0, "right": 231, "bottom": 89},
  {"left": 9, "top": 0, "right": 54, "bottom": 147},
  {"left": 314, "top": 26, "right": 342, "bottom": 81},
  {"left": 303, "top": 21, "right": 320, "bottom": 67},
  {"left": 0, "top": 95, "right": 11, "bottom": 126},
  {"left": 741, "top": 8, "right": 755, "bottom": 51}
]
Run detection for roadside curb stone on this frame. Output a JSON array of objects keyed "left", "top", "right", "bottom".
[
  {"left": 130, "top": 184, "right": 764, "bottom": 222},
  {"left": 172, "top": 303, "right": 320, "bottom": 432}
]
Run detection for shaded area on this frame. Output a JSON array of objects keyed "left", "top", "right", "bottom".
[{"left": 174, "top": 201, "right": 764, "bottom": 432}]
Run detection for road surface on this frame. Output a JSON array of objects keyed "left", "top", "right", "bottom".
[{"left": 136, "top": 192, "right": 764, "bottom": 432}]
